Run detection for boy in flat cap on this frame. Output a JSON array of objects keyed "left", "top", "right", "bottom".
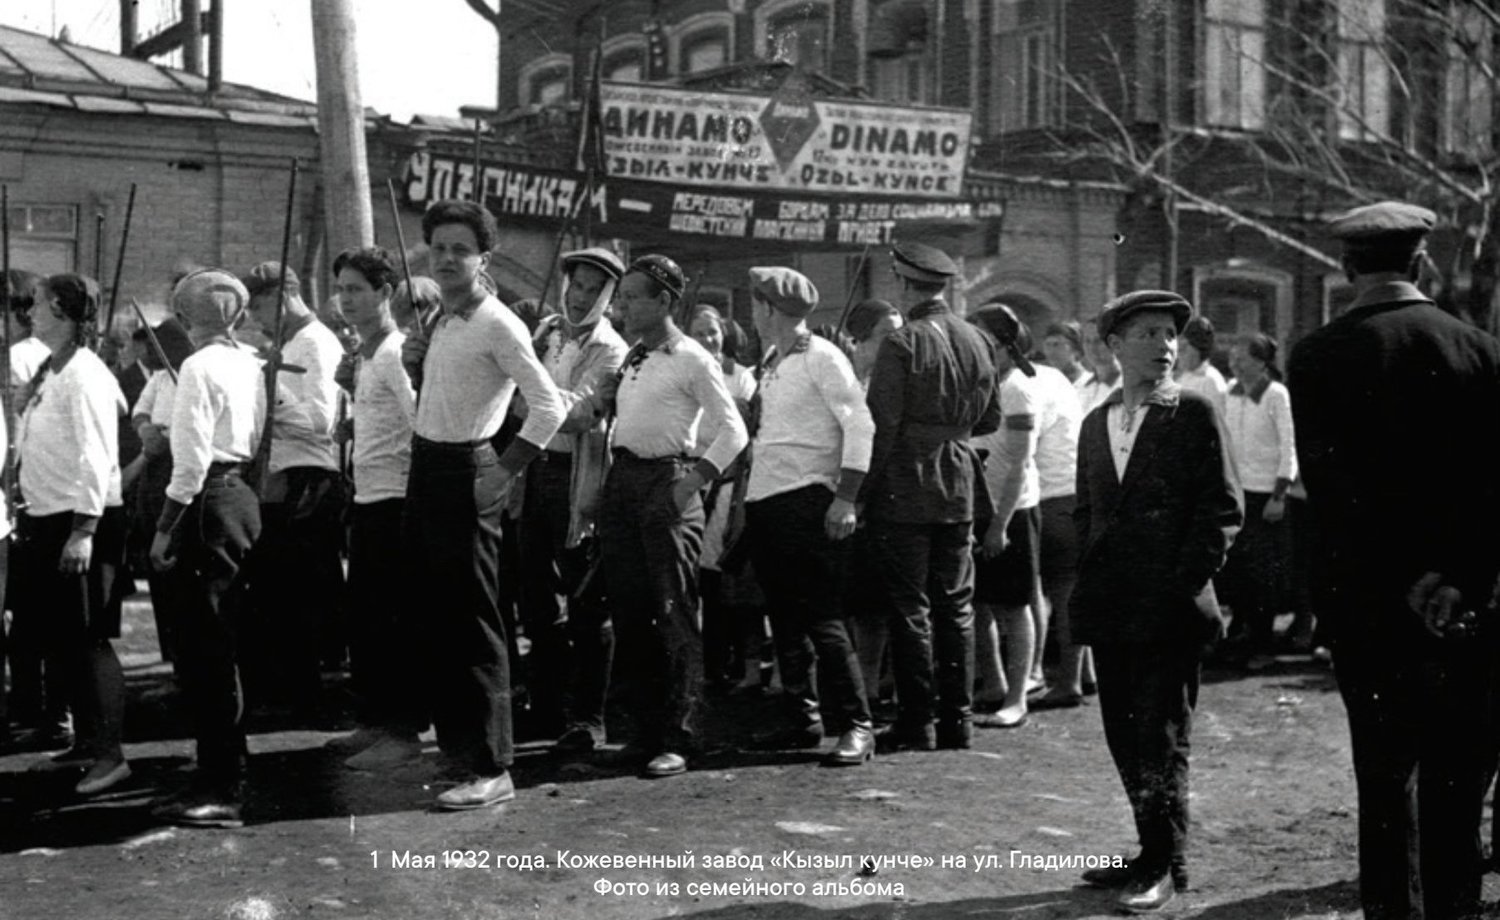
[
  {"left": 239, "top": 260, "right": 346, "bottom": 713},
  {"left": 520, "top": 246, "right": 628, "bottom": 754},
  {"left": 1071, "top": 290, "right": 1241, "bottom": 912},
  {"left": 862, "top": 240, "right": 1002, "bottom": 752},
  {"left": 398, "top": 200, "right": 564, "bottom": 810},
  {"left": 742, "top": 266, "right": 876, "bottom": 765},
  {"left": 148, "top": 269, "right": 267, "bottom": 827},
  {"left": 1289, "top": 201, "right": 1500, "bottom": 920},
  {"left": 594, "top": 254, "right": 747, "bottom": 778}
]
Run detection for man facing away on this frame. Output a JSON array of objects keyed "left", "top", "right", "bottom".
[
  {"left": 862, "top": 240, "right": 1001, "bottom": 753},
  {"left": 399, "top": 200, "right": 564, "bottom": 810},
  {"left": 1290, "top": 201, "right": 1500, "bottom": 920},
  {"left": 1070, "top": 291, "right": 1242, "bottom": 913}
]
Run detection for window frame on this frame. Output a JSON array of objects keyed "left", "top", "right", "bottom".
[
  {"left": 755, "top": 0, "right": 833, "bottom": 72},
  {"left": 1201, "top": 0, "right": 1268, "bottom": 130}
]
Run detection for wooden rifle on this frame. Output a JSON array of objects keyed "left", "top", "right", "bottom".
[
  {"left": 385, "top": 178, "right": 438, "bottom": 337},
  {"left": 102, "top": 183, "right": 138, "bottom": 340},
  {"left": 834, "top": 243, "right": 874, "bottom": 336},
  {"left": 250, "top": 158, "right": 302, "bottom": 495},
  {"left": 129, "top": 298, "right": 178, "bottom": 385}
]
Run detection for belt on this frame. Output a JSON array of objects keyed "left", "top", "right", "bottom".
[
  {"left": 610, "top": 448, "right": 688, "bottom": 465},
  {"left": 207, "top": 461, "right": 247, "bottom": 477},
  {"left": 413, "top": 434, "right": 493, "bottom": 455},
  {"left": 904, "top": 421, "right": 973, "bottom": 441}
]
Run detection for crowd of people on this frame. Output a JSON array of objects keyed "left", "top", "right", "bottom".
[{"left": 1, "top": 197, "right": 1497, "bottom": 917}]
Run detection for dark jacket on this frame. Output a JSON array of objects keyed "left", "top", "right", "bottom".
[
  {"left": 1288, "top": 281, "right": 1500, "bottom": 633},
  {"left": 1071, "top": 383, "right": 1242, "bottom": 647},
  {"left": 860, "top": 297, "right": 1002, "bottom": 524}
]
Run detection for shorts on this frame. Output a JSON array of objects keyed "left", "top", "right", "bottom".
[
  {"left": 974, "top": 505, "right": 1040, "bottom": 607},
  {"left": 1039, "top": 495, "right": 1080, "bottom": 586}
]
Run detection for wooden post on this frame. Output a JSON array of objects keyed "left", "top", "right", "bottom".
[
  {"left": 311, "top": 0, "right": 375, "bottom": 261},
  {"left": 120, "top": 0, "right": 137, "bottom": 55},
  {"left": 208, "top": 1, "right": 223, "bottom": 91},
  {"left": 182, "top": 0, "right": 203, "bottom": 75}
]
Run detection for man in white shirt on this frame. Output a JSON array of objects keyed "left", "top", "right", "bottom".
[
  {"left": 520, "top": 247, "right": 628, "bottom": 755},
  {"left": 324, "top": 248, "right": 424, "bottom": 770},
  {"left": 968, "top": 305, "right": 1042, "bottom": 730},
  {"left": 398, "top": 200, "right": 564, "bottom": 811},
  {"left": 742, "top": 267, "right": 875, "bottom": 766},
  {"left": 239, "top": 261, "right": 347, "bottom": 713},
  {"left": 594, "top": 254, "right": 747, "bottom": 779},
  {"left": 149, "top": 269, "right": 267, "bottom": 828}
]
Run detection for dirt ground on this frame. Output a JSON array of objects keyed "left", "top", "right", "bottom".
[{"left": 3, "top": 594, "right": 1499, "bottom": 920}]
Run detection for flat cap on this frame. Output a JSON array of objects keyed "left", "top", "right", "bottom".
[
  {"left": 628, "top": 254, "right": 686, "bottom": 299},
  {"left": 174, "top": 268, "right": 251, "bottom": 331},
  {"left": 241, "top": 261, "right": 301, "bottom": 298},
  {"left": 1097, "top": 290, "right": 1193, "bottom": 340},
  {"left": 749, "top": 266, "right": 819, "bottom": 318},
  {"left": 562, "top": 247, "right": 626, "bottom": 281},
  {"left": 970, "top": 302, "right": 1036, "bottom": 377},
  {"left": 891, "top": 240, "right": 958, "bottom": 284},
  {"left": 1328, "top": 201, "right": 1436, "bottom": 243},
  {"left": 846, "top": 298, "right": 899, "bottom": 341}
]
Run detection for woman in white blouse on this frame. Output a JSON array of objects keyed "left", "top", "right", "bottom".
[
  {"left": 1221, "top": 333, "right": 1298, "bottom": 667},
  {"left": 15, "top": 274, "right": 131, "bottom": 795}
]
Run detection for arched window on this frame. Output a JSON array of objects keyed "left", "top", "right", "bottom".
[
  {"left": 756, "top": 0, "right": 832, "bottom": 72},
  {"left": 670, "top": 12, "right": 734, "bottom": 74},
  {"left": 519, "top": 53, "right": 572, "bottom": 107},
  {"left": 601, "top": 35, "right": 648, "bottom": 83}
]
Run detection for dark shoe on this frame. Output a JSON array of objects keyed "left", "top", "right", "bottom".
[
  {"left": 750, "top": 723, "right": 824, "bottom": 750},
  {"left": 434, "top": 772, "right": 515, "bottom": 810},
  {"left": 936, "top": 718, "right": 972, "bottom": 749},
  {"left": 1030, "top": 692, "right": 1085, "bottom": 711},
  {"left": 1080, "top": 860, "right": 1138, "bottom": 889},
  {"left": 1118, "top": 872, "right": 1175, "bottom": 913},
  {"left": 554, "top": 724, "right": 604, "bottom": 755},
  {"left": 152, "top": 789, "right": 244, "bottom": 828},
  {"left": 875, "top": 722, "right": 936, "bottom": 753},
  {"left": 823, "top": 726, "right": 874, "bottom": 767},
  {"left": 644, "top": 752, "right": 687, "bottom": 778}
]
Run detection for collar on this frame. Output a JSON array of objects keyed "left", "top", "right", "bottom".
[
  {"left": 1102, "top": 378, "right": 1181, "bottom": 411},
  {"left": 907, "top": 297, "right": 949, "bottom": 321},
  {"left": 442, "top": 287, "right": 489, "bottom": 321},
  {"left": 1345, "top": 280, "right": 1433, "bottom": 316},
  {"left": 762, "top": 331, "right": 812, "bottom": 376},
  {"left": 1228, "top": 375, "right": 1271, "bottom": 403},
  {"left": 357, "top": 325, "right": 395, "bottom": 360}
]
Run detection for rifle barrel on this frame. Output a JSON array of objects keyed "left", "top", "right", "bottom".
[{"left": 103, "top": 183, "right": 138, "bottom": 337}]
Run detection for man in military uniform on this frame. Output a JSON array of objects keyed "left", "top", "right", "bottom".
[
  {"left": 862, "top": 241, "right": 1001, "bottom": 752},
  {"left": 1289, "top": 202, "right": 1500, "bottom": 920}
]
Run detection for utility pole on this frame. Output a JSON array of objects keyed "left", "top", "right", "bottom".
[{"left": 311, "top": 0, "right": 374, "bottom": 256}]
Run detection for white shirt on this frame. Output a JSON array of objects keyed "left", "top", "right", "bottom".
[
  {"left": 696, "top": 361, "right": 756, "bottom": 460},
  {"left": 133, "top": 369, "right": 178, "bottom": 426},
  {"left": 10, "top": 336, "right": 49, "bottom": 387},
  {"left": 1178, "top": 362, "right": 1228, "bottom": 420},
  {"left": 539, "top": 318, "right": 628, "bottom": 453},
  {"left": 614, "top": 333, "right": 748, "bottom": 474},
  {"left": 973, "top": 369, "right": 1040, "bottom": 512},
  {"left": 1077, "top": 371, "right": 1120, "bottom": 416},
  {"left": 167, "top": 341, "right": 266, "bottom": 505},
  {"left": 17, "top": 348, "right": 125, "bottom": 518},
  {"left": 1106, "top": 401, "right": 1147, "bottom": 482},
  {"left": 269, "top": 318, "right": 343, "bottom": 474},
  {"left": 747, "top": 336, "right": 874, "bottom": 503},
  {"left": 415, "top": 296, "right": 563, "bottom": 448},
  {"left": 1224, "top": 377, "right": 1298, "bottom": 494},
  {"left": 352, "top": 330, "right": 416, "bottom": 504},
  {"left": 1031, "top": 364, "right": 1082, "bottom": 501}
]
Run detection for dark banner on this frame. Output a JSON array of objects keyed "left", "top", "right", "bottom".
[{"left": 403, "top": 152, "right": 1002, "bottom": 252}]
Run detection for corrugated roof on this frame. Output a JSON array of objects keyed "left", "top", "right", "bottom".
[{"left": 0, "top": 23, "right": 319, "bottom": 124}]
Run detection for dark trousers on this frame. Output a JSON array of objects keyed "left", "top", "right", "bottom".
[
  {"left": 1221, "top": 491, "right": 1292, "bottom": 649},
  {"left": 1093, "top": 640, "right": 1200, "bottom": 879},
  {"left": 403, "top": 438, "right": 512, "bottom": 775},
  {"left": 599, "top": 455, "right": 704, "bottom": 754},
  {"left": 517, "top": 454, "right": 611, "bottom": 736},
  {"left": 0, "top": 540, "right": 9, "bottom": 728},
  {"left": 348, "top": 499, "right": 426, "bottom": 736},
  {"left": 1334, "top": 617, "right": 1495, "bottom": 920},
  {"left": 866, "top": 520, "right": 975, "bottom": 729},
  {"left": 748, "top": 486, "right": 870, "bottom": 732},
  {"left": 245, "top": 466, "right": 346, "bottom": 706},
  {"left": 175, "top": 472, "right": 261, "bottom": 789}
]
